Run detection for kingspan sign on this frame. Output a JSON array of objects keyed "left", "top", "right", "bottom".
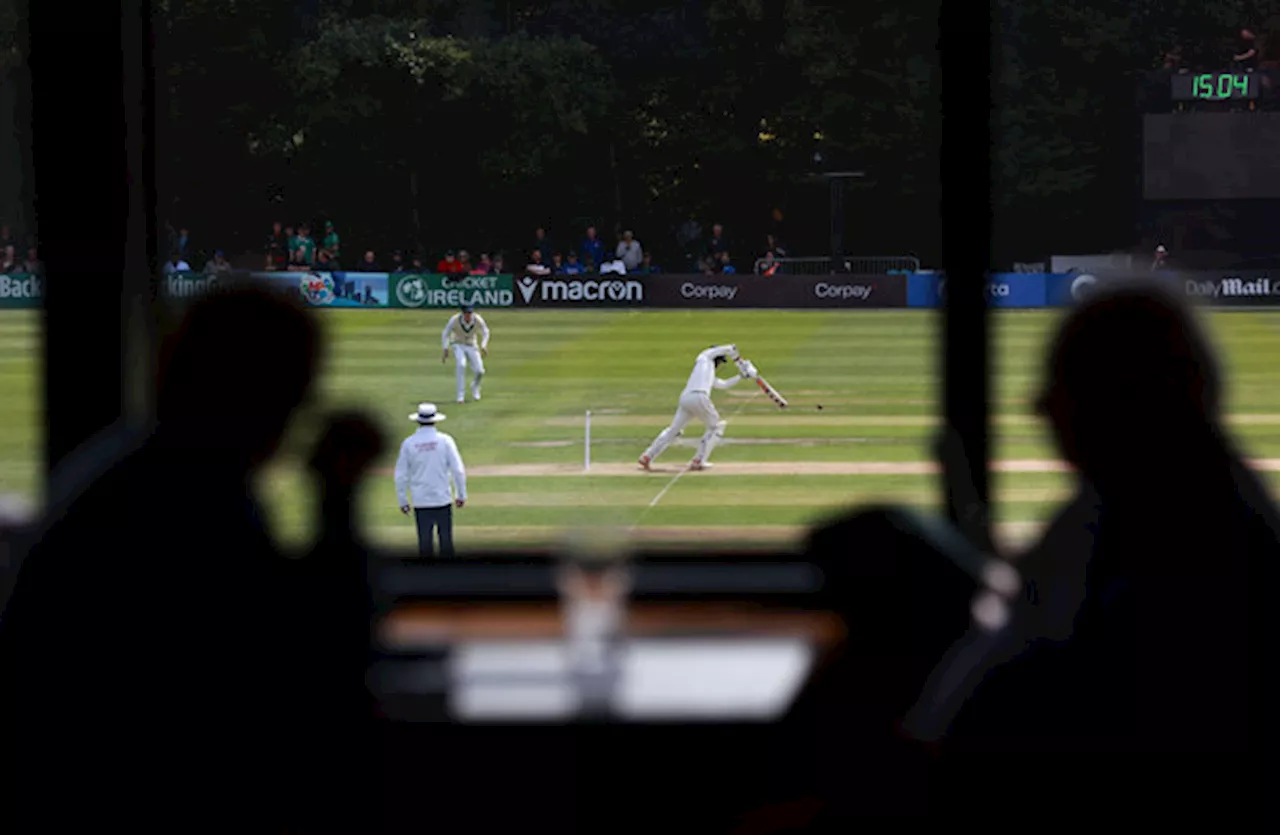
[{"left": 515, "top": 275, "right": 644, "bottom": 306}]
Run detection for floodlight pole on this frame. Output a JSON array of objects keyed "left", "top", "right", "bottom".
[{"left": 825, "top": 172, "right": 865, "bottom": 273}]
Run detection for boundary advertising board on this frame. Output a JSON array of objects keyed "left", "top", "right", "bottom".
[
  {"left": 390, "top": 274, "right": 514, "bottom": 308},
  {"left": 512, "top": 273, "right": 908, "bottom": 308}
]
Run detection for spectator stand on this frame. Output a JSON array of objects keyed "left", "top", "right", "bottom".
[{"left": 752, "top": 255, "right": 922, "bottom": 275}]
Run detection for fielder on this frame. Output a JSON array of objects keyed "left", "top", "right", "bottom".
[
  {"left": 639, "top": 344, "right": 757, "bottom": 471},
  {"left": 442, "top": 304, "right": 489, "bottom": 404}
]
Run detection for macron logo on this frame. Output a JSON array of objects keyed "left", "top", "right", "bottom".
[{"left": 517, "top": 276, "right": 538, "bottom": 303}]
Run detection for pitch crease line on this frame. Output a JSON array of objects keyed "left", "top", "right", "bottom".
[{"left": 628, "top": 389, "right": 763, "bottom": 533}]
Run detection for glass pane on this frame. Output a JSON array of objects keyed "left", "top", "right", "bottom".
[
  {"left": 0, "top": 0, "right": 38, "bottom": 518},
  {"left": 148, "top": 3, "right": 944, "bottom": 555}
]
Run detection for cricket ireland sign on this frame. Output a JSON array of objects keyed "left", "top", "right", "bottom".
[{"left": 392, "top": 273, "right": 515, "bottom": 309}]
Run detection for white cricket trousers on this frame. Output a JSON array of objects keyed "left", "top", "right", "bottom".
[
  {"left": 452, "top": 344, "right": 485, "bottom": 399},
  {"left": 642, "top": 391, "right": 721, "bottom": 461}
]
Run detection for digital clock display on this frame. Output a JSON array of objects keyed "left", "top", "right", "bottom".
[{"left": 1170, "top": 72, "right": 1259, "bottom": 101}]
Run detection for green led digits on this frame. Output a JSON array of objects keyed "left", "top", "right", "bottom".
[{"left": 1192, "top": 73, "right": 1250, "bottom": 99}]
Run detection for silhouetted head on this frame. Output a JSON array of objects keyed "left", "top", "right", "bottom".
[
  {"left": 1036, "top": 285, "right": 1222, "bottom": 494},
  {"left": 157, "top": 283, "right": 320, "bottom": 467}
]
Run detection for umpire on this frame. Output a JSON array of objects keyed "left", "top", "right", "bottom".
[{"left": 395, "top": 403, "right": 468, "bottom": 557}]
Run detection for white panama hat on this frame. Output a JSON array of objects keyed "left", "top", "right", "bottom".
[{"left": 409, "top": 402, "right": 447, "bottom": 424}]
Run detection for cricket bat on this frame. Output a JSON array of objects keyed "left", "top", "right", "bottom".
[{"left": 736, "top": 358, "right": 788, "bottom": 408}]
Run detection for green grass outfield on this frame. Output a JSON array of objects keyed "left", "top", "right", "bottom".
[{"left": 4, "top": 308, "right": 1280, "bottom": 553}]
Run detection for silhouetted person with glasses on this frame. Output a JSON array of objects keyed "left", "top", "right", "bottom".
[{"left": 937, "top": 285, "right": 1280, "bottom": 811}]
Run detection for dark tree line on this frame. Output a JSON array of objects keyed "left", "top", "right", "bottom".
[{"left": 4, "top": 0, "right": 1278, "bottom": 266}]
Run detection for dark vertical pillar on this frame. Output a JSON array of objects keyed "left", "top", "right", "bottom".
[
  {"left": 34, "top": 1, "right": 141, "bottom": 480},
  {"left": 829, "top": 177, "right": 844, "bottom": 273},
  {"left": 939, "top": 1, "right": 994, "bottom": 549}
]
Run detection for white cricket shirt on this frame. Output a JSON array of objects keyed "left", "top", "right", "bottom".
[
  {"left": 442, "top": 313, "right": 490, "bottom": 349},
  {"left": 682, "top": 345, "right": 741, "bottom": 395},
  {"left": 394, "top": 426, "right": 468, "bottom": 508}
]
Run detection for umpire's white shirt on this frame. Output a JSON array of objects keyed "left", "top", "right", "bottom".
[{"left": 394, "top": 426, "right": 467, "bottom": 508}]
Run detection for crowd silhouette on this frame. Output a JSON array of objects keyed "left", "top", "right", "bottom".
[{"left": 0, "top": 279, "right": 1276, "bottom": 828}]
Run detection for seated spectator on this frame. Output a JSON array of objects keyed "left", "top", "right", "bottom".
[
  {"left": 633, "top": 252, "right": 661, "bottom": 275},
  {"left": 0, "top": 223, "right": 13, "bottom": 251},
  {"left": 266, "top": 221, "right": 288, "bottom": 271},
  {"left": 21, "top": 246, "right": 42, "bottom": 277},
  {"left": 526, "top": 250, "right": 551, "bottom": 275},
  {"left": 550, "top": 252, "right": 566, "bottom": 274},
  {"left": 436, "top": 250, "right": 464, "bottom": 274},
  {"left": 458, "top": 250, "right": 473, "bottom": 273},
  {"left": 470, "top": 253, "right": 493, "bottom": 275},
  {"left": 316, "top": 249, "right": 338, "bottom": 272},
  {"left": 562, "top": 251, "right": 584, "bottom": 274},
  {"left": 357, "top": 250, "right": 380, "bottom": 272},
  {"left": 164, "top": 251, "right": 191, "bottom": 274},
  {"left": 389, "top": 250, "right": 408, "bottom": 273},
  {"left": 409, "top": 254, "right": 426, "bottom": 272},
  {"left": 531, "top": 227, "right": 551, "bottom": 262},
  {"left": 580, "top": 225, "right": 604, "bottom": 268},
  {"left": 757, "top": 251, "right": 781, "bottom": 276},
  {"left": 600, "top": 258, "right": 627, "bottom": 275},
  {"left": 0, "top": 245, "right": 16, "bottom": 273},
  {"left": 581, "top": 254, "right": 598, "bottom": 275},
  {"left": 294, "top": 224, "right": 317, "bottom": 265},
  {"left": 203, "top": 250, "right": 232, "bottom": 276},
  {"left": 492, "top": 253, "right": 506, "bottom": 274},
  {"left": 717, "top": 252, "right": 737, "bottom": 274},
  {"left": 707, "top": 223, "right": 727, "bottom": 259},
  {"left": 322, "top": 220, "right": 341, "bottom": 262},
  {"left": 616, "top": 229, "right": 643, "bottom": 271},
  {"left": 699, "top": 256, "right": 717, "bottom": 275}
]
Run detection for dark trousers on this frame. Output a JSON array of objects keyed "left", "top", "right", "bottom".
[{"left": 413, "top": 505, "right": 454, "bottom": 558}]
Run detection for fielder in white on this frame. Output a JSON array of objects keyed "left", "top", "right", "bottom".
[
  {"left": 639, "top": 344, "right": 757, "bottom": 471},
  {"left": 442, "top": 304, "right": 489, "bottom": 404}
]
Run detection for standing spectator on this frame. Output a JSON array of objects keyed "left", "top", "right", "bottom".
[
  {"left": 0, "top": 245, "right": 16, "bottom": 273},
  {"left": 531, "top": 227, "right": 552, "bottom": 263},
  {"left": 526, "top": 250, "right": 551, "bottom": 275},
  {"left": 266, "top": 221, "right": 288, "bottom": 271},
  {"left": 174, "top": 227, "right": 192, "bottom": 260},
  {"left": 22, "top": 246, "right": 42, "bottom": 277},
  {"left": 164, "top": 252, "right": 191, "bottom": 274},
  {"left": 470, "top": 254, "right": 492, "bottom": 275},
  {"left": 395, "top": 403, "right": 467, "bottom": 559},
  {"left": 288, "top": 246, "right": 311, "bottom": 271},
  {"left": 616, "top": 230, "right": 643, "bottom": 271},
  {"left": 322, "top": 221, "right": 341, "bottom": 262},
  {"left": 677, "top": 213, "right": 703, "bottom": 263},
  {"left": 707, "top": 223, "right": 728, "bottom": 259},
  {"left": 295, "top": 224, "right": 317, "bottom": 267},
  {"left": 562, "top": 251, "right": 584, "bottom": 275},
  {"left": 580, "top": 225, "right": 604, "bottom": 268},
  {"left": 1234, "top": 27, "right": 1259, "bottom": 68},
  {"left": 766, "top": 233, "right": 788, "bottom": 259},
  {"left": 284, "top": 225, "right": 297, "bottom": 258},
  {"left": 550, "top": 252, "right": 566, "bottom": 274},
  {"left": 356, "top": 251, "right": 380, "bottom": 272},
  {"left": 717, "top": 252, "right": 737, "bottom": 274},
  {"left": 767, "top": 208, "right": 787, "bottom": 254},
  {"left": 203, "top": 250, "right": 232, "bottom": 276},
  {"left": 436, "top": 250, "right": 465, "bottom": 274}
]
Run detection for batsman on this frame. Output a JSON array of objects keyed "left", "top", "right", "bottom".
[{"left": 639, "top": 344, "right": 758, "bottom": 472}]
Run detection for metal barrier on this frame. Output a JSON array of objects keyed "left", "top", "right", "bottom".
[{"left": 752, "top": 255, "right": 921, "bottom": 275}]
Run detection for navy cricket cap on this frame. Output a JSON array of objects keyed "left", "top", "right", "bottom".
[{"left": 461, "top": 304, "right": 474, "bottom": 314}]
